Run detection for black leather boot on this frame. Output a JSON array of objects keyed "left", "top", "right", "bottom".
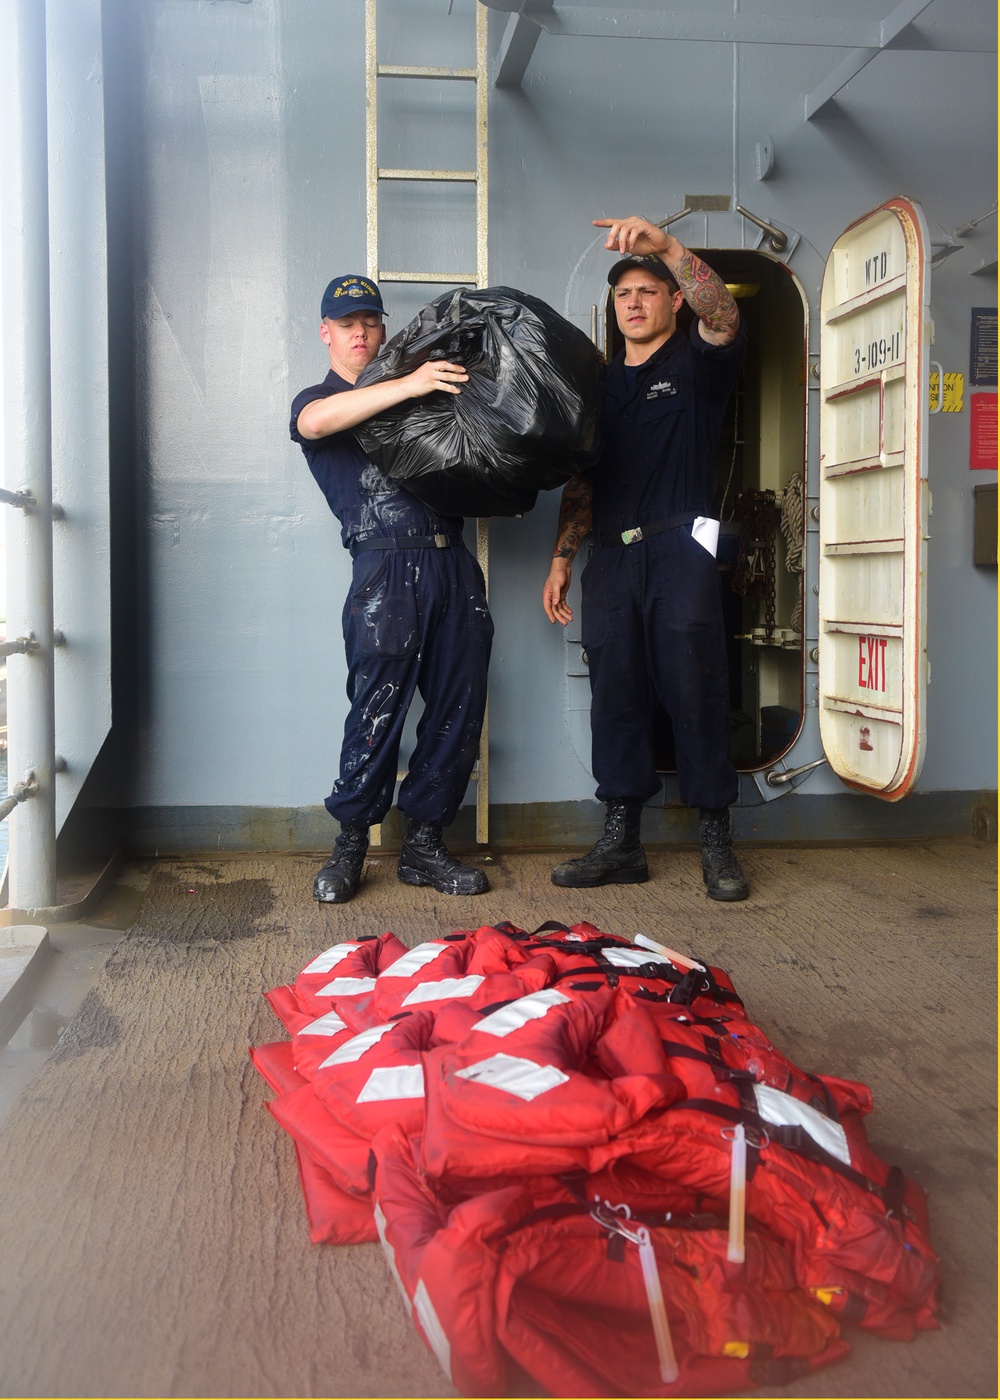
[
  {"left": 551, "top": 801, "right": 648, "bottom": 888},
  {"left": 699, "top": 807, "right": 749, "bottom": 902},
  {"left": 313, "top": 823, "right": 369, "bottom": 903},
  {"left": 396, "top": 820, "right": 489, "bottom": 896}
]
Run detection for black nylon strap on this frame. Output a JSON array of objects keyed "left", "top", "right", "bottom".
[
  {"left": 703, "top": 1036, "right": 753, "bottom": 1095},
  {"left": 660, "top": 1039, "right": 719, "bottom": 1067},
  {"left": 595, "top": 511, "right": 699, "bottom": 547},
  {"left": 350, "top": 532, "right": 462, "bottom": 557},
  {"left": 883, "top": 1164, "right": 907, "bottom": 1219},
  {"left": 804, "top": 1070, "right": 841, "bottom": 1122},
  {"left": 667, "top": 963, "right": 744, "bottom": 1010}
]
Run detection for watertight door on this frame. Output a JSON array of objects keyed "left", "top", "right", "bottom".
[{"left": 817, "top": 198, "right": 930, "bottom": 800}]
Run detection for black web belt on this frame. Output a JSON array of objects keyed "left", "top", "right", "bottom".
[
  {"left": 349, "top": 533, "right": 462, "bottom": 558},
  {"left": 595, "top": 511, "right": 699, "bottom": 547}
]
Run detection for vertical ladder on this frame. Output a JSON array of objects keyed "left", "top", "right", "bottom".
[{"left": 364, "top": 0, "right": 490, "bottom": 847}]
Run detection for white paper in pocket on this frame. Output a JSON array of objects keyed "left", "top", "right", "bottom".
[{"left": 691, "top": 516, "right": 720, "bottom": 558}]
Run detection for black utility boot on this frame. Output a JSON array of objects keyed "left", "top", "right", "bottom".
[
  {"left": 313, "top": 823, "right": 370, "bottom": 904},
  {"left": 397, "top": 820, "right": 489, "bottom": 896},
  {"left": 551, "top": 801, "right": 649, "bottom": 888},
  {"left": 699, "top": 807, "right": 749, "bottom": 902}
]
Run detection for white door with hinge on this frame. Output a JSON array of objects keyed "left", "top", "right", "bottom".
[{"left": 817, "top": 197, "right": 931, "bottom": 800}]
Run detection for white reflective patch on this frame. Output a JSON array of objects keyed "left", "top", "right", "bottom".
[
  {"left": 374, "top": 1202, "right": 411, "bottom": 1309},
  {"left": 754, "top": 1084, "right": 852, "bottom": 1166},
  {"left": 604, "top": 946, "right": 673, "bottom": 969},
  {"left": 474, "top": 988, "right": 570, "bottom": 1038},
  {"left": 413, "top": 1279, "right": 453, "bottom": 1383},
  {"left": 301, "top": 943, "right": 362, "bottom": 975},
  {"left": 378, "top": 942, "right": 449, "bottom": 978},
  {"left": 455, "top": 1052, "right": 569, "bottom": 1101},
  {"left": 357, "top": 1063, "right": 426, "bottom": 1103},
  {"left": 401, "top": 975, "right": 484, "bottom": 1006},
  {"left": 316, "top": 976, "right": 378, "bottom": 998},
  {"left": 298, "top": 1010, "right": 348, "bottom": 1037},
  {"left": 318, "top": 1022, "right": 393, "bottom": 1068}
]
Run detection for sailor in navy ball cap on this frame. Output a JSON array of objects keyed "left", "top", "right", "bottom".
[
  {"left": 320, "top": 274, "right": 386, "bottom": 320},
  {"left": 289, "top": 274, "right": 493, "bottom": 904},
  {"left": 606, "top": 252, "right": 680, "bottom": 291},
  {"left": 543, "top": 215, "right": 751, "bottom": 902}
]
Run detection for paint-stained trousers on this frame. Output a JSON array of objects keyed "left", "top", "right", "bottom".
[
  {"left": 326, "top": 544, "right": 493, "bottom": 829},
  {"left": 580, "top": 526, "right": 738, "bottom": 811}
]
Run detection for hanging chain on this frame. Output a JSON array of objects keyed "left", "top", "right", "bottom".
[{"left": 732, "top": 489, "right": 778, "bottom": 638}]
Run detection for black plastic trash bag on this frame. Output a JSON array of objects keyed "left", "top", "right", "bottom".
[{"left": 354, "top": 286, "right": 604, "bottom": 517}]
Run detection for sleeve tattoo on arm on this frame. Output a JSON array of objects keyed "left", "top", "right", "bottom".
[
  {"left": 554, "top": 476, "right": 593, "bottom": 560},
  {"left": 672, "top": 250, "right": 740, "bottom": 337}
]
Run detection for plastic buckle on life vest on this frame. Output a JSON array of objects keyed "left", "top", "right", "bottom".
[{"left": 724, "top": 1121, "right": 769, "bottom": 1152}]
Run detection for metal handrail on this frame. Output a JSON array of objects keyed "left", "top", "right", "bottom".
[
  {"left": 0, "top": 774, "right": 38, "bottom": 824},
  {"left": 0, "top": 635, "right": 39, "bottom": 660},
  {"left": 0, "top": 488, "right": 35, "bottom": 510}
]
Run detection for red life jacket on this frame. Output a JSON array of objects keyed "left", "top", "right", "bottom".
[
  {"left": 264, "top": 983, "right": 315, "bottom": 1035},
  {"left": 371, "top": 1123, "right": 516, "bottom": 1396},
  {"left": 420, "top": 984, "right": 684, "bottom": 1185},
  {"left": 267, "top": 1080, "right": 373, "bottom": 1199},
  {"left": 289, "top": 1008, "right": 356, "bottom": 1080},
  {"left": 292, "top": 932, "right": 408, "bottom": 1018},
  {"left": 491, "top": 921, "right": 747, "bottom": 1018},
  {"left": 254, "top": 919, "right": 941, "bottom": 1387},
  {"left": 249, "top": 1041, "right": 377, "bottom": 1244},
  {"left": 623, "top": 1097, "right": 938, "bottom": 1339},
  {"left": 370, "top": 931, "right": 554, "bottom": 1020},
  {"left": 312, "top": 1010, "right": 436, "bottom": 1143},
  {"left": 371, "top": 1121, "right": 849, "bottom": 1399}
]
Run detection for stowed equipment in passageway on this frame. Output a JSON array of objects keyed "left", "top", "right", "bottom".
[{"left": 252, "top": 920, "right": 939, "bottom": 1397}]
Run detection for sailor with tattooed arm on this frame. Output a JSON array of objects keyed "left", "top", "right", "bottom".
[{"left": 543, "top": 215, "right": 749, "bottom": 901}]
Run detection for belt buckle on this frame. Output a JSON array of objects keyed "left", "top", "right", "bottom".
[
  {"left": 433, "top": 533, "right": 449, "bottom": 548},
  {"left": 621, "top": 526, "right": 644, "bottom": 545}
]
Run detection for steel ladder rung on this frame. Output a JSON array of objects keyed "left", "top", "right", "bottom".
[
  {"left": 378, "top": 167, "right": 477, "bottom": 181},
  {"left": 377, "top": 64, "right": 477, "bottom": 80}
]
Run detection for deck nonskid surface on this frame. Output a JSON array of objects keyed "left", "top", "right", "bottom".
[{"left": 0, "top": 839, "right": 994, "bottom": 1398}]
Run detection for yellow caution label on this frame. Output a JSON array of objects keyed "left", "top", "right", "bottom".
[
  {"left": 929, "top": 371, "right": 964, "bottom": 412},
  {"left": 723, "top": 1341, "right": 750, "bottom": 1359}
]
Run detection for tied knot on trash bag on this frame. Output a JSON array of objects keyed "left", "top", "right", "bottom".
[{"left": 355, "top": 286, "right": 605, "bottom": 518}]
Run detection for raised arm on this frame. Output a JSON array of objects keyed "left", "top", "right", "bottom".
[
  {"left": 594, "top": 215, "right": 739, "bottom": 347},
  {"left": 543, "top": 474, "right": 593, "bottom": 625},
  {"left": 296, "top": 359, "right": 469, "bottom": 440}
]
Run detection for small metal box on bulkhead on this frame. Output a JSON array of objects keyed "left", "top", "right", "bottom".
[{"left": 973, "top": 482, "right": 997, "bottom": 568}]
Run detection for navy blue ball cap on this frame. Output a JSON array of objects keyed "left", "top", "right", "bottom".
[
  {"left": 321, "top": 274, "right": 385, "bottom": 319},
  {"left": 608, "top": 253, "right": 678, "bottom": 289}
]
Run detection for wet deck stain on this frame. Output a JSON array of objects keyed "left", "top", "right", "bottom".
[
  {"left": 48, "top": 992, "right": 123, "bottom": 1061},
  {"left": 136, "top": 873, "right": 286, "bottom": 947}
]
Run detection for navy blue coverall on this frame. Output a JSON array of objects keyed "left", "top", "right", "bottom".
[
  {"left": 290, "top": 370, "right": 493, "bottom": 828},
  {"left": 581, "top": 319, "right": 746, "bottom": 811}
]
